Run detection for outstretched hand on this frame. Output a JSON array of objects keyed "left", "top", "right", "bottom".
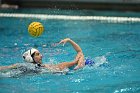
[{"left": 58, "top": 38, "right": 70, "bottom": 46}]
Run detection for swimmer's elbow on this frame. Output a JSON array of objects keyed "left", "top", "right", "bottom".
[
  {"left": 76, "top": 48, "right": 82, "bottom": 53},
  {"left": 11, "top": 64, "right": 18, "bottom": 69},
  {"left": 77, "top": 51, "right": 84, "bottom": 56}
]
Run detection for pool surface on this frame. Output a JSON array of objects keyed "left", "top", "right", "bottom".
[{"left": 0, "top": 8, "right": 140, "bottom": 93}]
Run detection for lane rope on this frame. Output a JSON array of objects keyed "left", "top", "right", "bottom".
[{"left": 0, "top": 13, "right": 140, "bottom": 22}]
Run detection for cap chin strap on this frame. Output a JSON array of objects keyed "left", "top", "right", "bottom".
[{"left": 30, "top": 49, "right": 42, "bottom": 66}]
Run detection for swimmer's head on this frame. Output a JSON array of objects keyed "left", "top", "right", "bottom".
[{"left": 22, "top": 48, "right": 42, "bottom": 64}]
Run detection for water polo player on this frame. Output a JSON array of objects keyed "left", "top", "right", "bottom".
[{"left": 0, "top": 38, "right": 88, "bottom": 72}]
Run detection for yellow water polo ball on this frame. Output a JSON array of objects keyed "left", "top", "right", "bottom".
[{"left": 28, "top": 22, "right": 44, "bottom": 37}]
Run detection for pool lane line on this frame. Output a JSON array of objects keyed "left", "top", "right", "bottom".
[{"left": 0, "top": 13, "right": 140, "bottom": 22}]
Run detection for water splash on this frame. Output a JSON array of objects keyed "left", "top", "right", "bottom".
[
  {"left": 114, "top": 87, "right": 140, "bottom": 93},
  {"left": 93, "top": 55, "right": 108, "bottom": 68}
]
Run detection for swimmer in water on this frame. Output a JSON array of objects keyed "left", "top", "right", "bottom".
[{"left": 0, "top": 38, "right": 85, "bottom": 71}]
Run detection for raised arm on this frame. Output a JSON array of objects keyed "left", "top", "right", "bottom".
[{"left": 59, "top": 38, "right": 85, "bottom": 70}]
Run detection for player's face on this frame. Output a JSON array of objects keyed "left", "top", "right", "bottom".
[{"left": 33, "top": 51, "right": 42, "bottom": 64}]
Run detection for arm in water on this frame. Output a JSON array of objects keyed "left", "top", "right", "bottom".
[{"left": 0, "top": 64, "right": 17, "bottom": 70}]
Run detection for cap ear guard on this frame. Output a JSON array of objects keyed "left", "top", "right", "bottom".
[
  {"left": 23, "top": 55, "right": 33, "bottom": 63},
  {"left": 22, "top": 50, "right": 34, "bottom": 63}
]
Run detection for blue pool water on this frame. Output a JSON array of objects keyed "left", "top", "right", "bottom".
[{"left": 0, "top": 9, "right": 140, "bottom": 93}]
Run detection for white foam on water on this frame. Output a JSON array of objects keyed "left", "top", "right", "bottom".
[
  {"left": 94, "top": 55, "right": 108, "bottom": 67},
  {"left": 114, "top": 87, "right": 140, "bottom": 93}
]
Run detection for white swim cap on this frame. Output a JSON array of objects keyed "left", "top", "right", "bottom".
[{"left": 22, "top": 48, "right": 38, "bottom": 63}]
